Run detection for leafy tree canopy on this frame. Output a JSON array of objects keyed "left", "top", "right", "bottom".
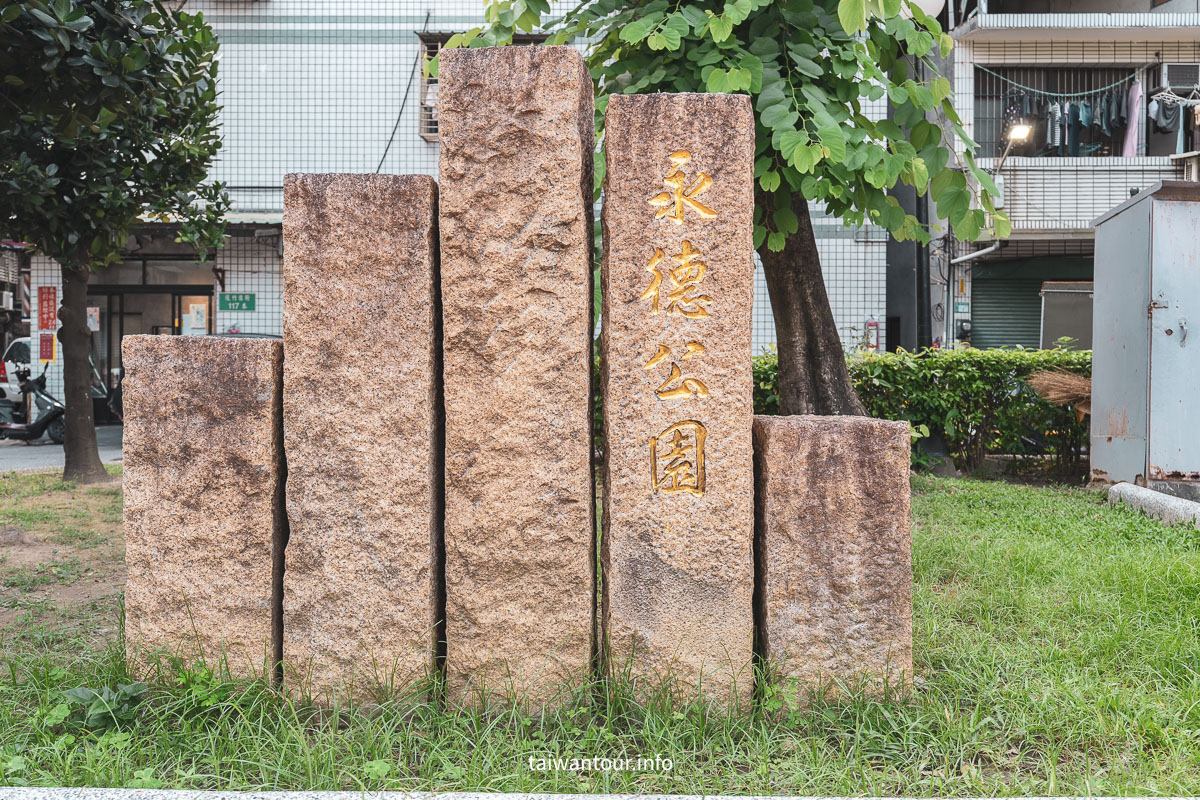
[
  {"left": 435, "top": 0, "right": 1009, "bottom": 250},
  {"left": 0, "top": 0, "right": 228, "bottom": 269}
]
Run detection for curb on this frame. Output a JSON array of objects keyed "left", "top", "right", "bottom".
[{"left": 1108, "top": 481, "right": 1200, "bottom": 528}]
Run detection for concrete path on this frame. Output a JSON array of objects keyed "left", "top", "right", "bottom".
[
  {"left": 1109, "top": 481, "right": 1200, "bottom": 528},
  {"left": 0, "top": 424, "right": 123, "bottom": 473}
]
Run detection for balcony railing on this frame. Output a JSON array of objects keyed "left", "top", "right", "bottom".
[{"left": 980, "top": 156, "right": 1183, "bottom": 232}]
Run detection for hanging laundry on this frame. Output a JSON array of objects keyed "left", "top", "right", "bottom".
[
  {"left": 1122, "top": 78, "right": 1142, "bottom": 158},
  {"left": 1096, "top": 93, "right": 1109, "bottom": 135},
  {"left": 1047, "top": 101, "right": 1063, "bottom": 149},
  {"left": 1153, "top": 99, "right": 1181, "bottom": 134},
  {"left": 1080, "top": 99, "right": 1093, "bottom": 129},
  {"left": 1067, "top": 101, "right": 1082, "bottom": 156}
]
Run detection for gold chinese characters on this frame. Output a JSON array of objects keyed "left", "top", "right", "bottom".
[
  {"left": 648, "top": 150, "right": 717, "bottom": 225},
  {"left": 640, "top": 150, "right": 719, "bottom": 497},
  {"left": 649, "top": 420, "right": 706, "bottom": 497}
]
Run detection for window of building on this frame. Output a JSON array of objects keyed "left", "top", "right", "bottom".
[
  {"left": 418, "top": 33, "right": 549, "bottom": 143},
  {"left": 974, "top": 65, "right": 1145, "bottom": 158}
]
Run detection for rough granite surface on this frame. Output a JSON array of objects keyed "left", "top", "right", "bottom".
[
  {"left": 753, "top": 414, "right": 913, "bottom": 692},
  {"left": 282, "top": 173, "right": 440, "bottom": 701},
  {"left": 600, "top": 93, "right": 756, "bottom": 705},
  {"left": 437, "top": 46, "right": 595, "bottom": 704},
  {"left": 122, "top": 335, "right": 283, "bottom": 679}
]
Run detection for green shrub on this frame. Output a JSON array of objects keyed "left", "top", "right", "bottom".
[{"left": 753, "top": 346, "right": 1091, "bottom": 474}]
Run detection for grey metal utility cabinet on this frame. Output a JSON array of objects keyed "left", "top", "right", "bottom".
[{"left": 1091, "top": 181, "right": 1200, "bottom": 500}]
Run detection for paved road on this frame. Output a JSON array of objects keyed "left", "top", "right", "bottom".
[{"left": 0, "top": 425, "right": 123, "bottom": 472}]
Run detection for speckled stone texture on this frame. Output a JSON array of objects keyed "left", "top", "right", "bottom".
[
  {"left": 437, "top": 46, "right": 595, "bottom": 704},
  {"left": 122, "top": 335, "right": 283, "bottom": 679},
  {"left": 753, "top": 415, "right": 913, "bottom": 692},
  {"left": 600, "top": 93, "right": 756, "bottom": 705},
  {"left": 282, "top": 173, "right": 441, "bottom": 701}
]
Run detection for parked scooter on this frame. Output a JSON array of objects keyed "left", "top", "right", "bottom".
[{"left": 0, "top": 364, "right": 66, "bottom": 444}]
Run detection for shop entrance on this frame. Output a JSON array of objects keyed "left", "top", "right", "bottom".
[{"left": 84, "top": 258, "right": 216, "bottom": 404}]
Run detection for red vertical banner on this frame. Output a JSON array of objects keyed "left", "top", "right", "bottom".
[
  {"left": 37, "top": 286, "right": 57, "bottom": 331},
  {"left": 39, "top": 333, "right": 55, "bottom": 363}
]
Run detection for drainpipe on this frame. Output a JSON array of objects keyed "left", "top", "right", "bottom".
[{"left": 946, "top": 241, "right": 1005, "bottom": 344}]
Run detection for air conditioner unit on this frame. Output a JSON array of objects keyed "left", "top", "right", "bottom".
[
  {"left": 1162, "top": 63, "right": 1200, "bottom": 91},
  {"left": 1170, "top": 151, "right": 1200, "bottom": 182},
  {"left": 1, "top": 291, "right": 11, "bottom": 310}
]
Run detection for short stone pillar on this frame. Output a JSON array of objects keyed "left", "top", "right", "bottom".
[
  {"left": 122, "top": 335, "right": 284, "bottom": 679},
  {"left": 437, "top": 46, "right": 596, "bottom": 704},
  {"left": 281, "top": 173, "right": 441, "bottom": 701},
  {"left": 600, "top": 93, "right": 756, "bottom": 705},
  {"left": 753, "top": 415, "right": 913, "bottom": 692}
]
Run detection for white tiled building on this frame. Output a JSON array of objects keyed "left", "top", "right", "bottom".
[
  {"left": 23, "top": 0, "right": 1197, "bottom": 399},
  {"left": 940, "top": 1, "right": 1199, "bottom": 348},
  {"left": 22, "top": 0, "right": 894, "bottom": 400}
]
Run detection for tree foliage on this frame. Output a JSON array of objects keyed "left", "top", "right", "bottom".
[
  {"left": 1, "top": 0, "right": 228, "bottom": 481},
  {"left": 0, "top": 0, "right": 228, "bottom": 268},
  {"left": 436, "top": 0, "right": 1009, "bottom": 250}
]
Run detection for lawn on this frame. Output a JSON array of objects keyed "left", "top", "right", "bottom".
[{"left": 0, "top": 469, "right": 1198, "bottom": 794}]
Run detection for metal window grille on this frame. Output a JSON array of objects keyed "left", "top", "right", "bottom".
[
  {"left": 974, "top": 65, "right": 1140, "bottom": 158},
  {"left": 418, "top": 32, "right": 549, "bottom": 143},
  {"left": 417, "top": 34, "right": 445, "bottom": 143}
]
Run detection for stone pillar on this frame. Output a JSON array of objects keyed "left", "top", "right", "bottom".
[
  {"left": 122, "top": 335, "right": 284, "bottom": 679},
  {"left": 601, "top": 93, "right": 756, "bottom": 705},
  {"left": 281, "top": 173, "right": 441, "bottom": 701},
  {"left": 437, "top": 46, "right": 595, "bottom": 704},
  {"left": 753, "top": 415, "right": 913, "bottom": 692}
]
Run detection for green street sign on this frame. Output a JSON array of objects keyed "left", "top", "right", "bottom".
[{"left": 219, "top": 292, "right": 256, "bottom": 311}]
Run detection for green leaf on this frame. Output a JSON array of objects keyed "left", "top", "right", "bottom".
[
  {"left": 992, "top": 210, "right": 1012, "bottom": 239},
  {"left": 767, "top": 231, "right": 788, "bottom": 251},
  {"left": 931, "top": 76, "right": 952, "bottom": 104},
  {"left": 619, "top": 14, "right": 661, "bottom": 44},
  {"left": 817, "top": 123, "right": 847, "bottom": 163},
  {"left": 726, "top": 67, "right": 752, "bottom": 91},
  {"left": 760, "top": 102, "right": 795, "bottom": 128},
  {"left": 707, "top": 14, "right": 734, "bottom": 42},
  {"left": 779, "top": 129, "right": 809, "bottom": 160},
  {"left": 706, "top": 69, "right": 729, "bottom": 93},
  {"left": 773, "top": 206, "right": 800, "bottom": 234},
  {"left": 838, "top": 0, "right": 868, "bottom": 34}
]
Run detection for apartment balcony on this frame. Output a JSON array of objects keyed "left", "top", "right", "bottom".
[{"left": 977, "top": 156, "right": 1183, "bottom": 236}]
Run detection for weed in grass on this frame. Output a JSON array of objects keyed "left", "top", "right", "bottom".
[
  {"left": 50, "top": 527, "right": 107, "bottom": 549},
  {"left": 0, "top": 508, "right": 60, "bottom": 527},
  {"left": 2, "top": 563, "right": 55, "bottom": 592}
]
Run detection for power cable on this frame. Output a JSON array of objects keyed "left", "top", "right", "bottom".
[{"left": 376, "top": 10, "right": 431, "bottom": 173}]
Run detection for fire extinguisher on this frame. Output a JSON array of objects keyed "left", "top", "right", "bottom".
[{"left": 865, "top": 317, "right": 880, "bottom": 352}]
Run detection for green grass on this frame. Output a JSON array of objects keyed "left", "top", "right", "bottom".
[{"left": 1, "top": 475, "right": 1199, "bottom": 793}]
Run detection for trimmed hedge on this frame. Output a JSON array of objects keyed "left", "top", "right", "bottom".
[{"left": 753, "top": 347, "right": 1092, "bottom": 473}]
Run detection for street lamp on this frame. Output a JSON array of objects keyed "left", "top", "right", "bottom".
[
  {"left": 995, "top": 123, "right": 1031, "bottom": 173},
  {"left": 992, "top": 123, "right": 1031, "bottom": 209}
]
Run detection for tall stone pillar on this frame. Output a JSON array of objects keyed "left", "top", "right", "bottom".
[
  {"left": 282, "top": 173, "right": 441, "bottom": 701},
  {"left": 753, "top": 415, "right": 912, "bottom": 693},
  {"left": 601, "top": 93, "right": 756, "bottom": 705},
  {"left": 437, "top": 46, "right": 595, "bottom": 704},
  {"left": 123, "top": 335, "right": 284, "bottom": 679}
]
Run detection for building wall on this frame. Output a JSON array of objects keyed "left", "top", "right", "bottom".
[{"left": 996, "top": 0, "right": 1200, "bottom": 12}]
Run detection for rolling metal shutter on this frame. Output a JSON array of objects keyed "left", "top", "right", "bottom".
[
  {"left": 969, "top": 258, "right": 1093, "bottom": 349},
  {"left": 971, "top": 277, "right": 1044, "bottom": 349}
]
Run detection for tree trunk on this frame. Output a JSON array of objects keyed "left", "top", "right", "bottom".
[
  {"left": 59, "top": 263, "right": 109, "bottom": 484},
  {"left": 756, "top": 190, "right": 868, "bottom": 417}
]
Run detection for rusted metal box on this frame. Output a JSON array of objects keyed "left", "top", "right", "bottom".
[{"left": 1092, "top": 181, "right": 1200, "bottom": 500}]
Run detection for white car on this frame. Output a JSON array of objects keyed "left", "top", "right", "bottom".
[{"left": 1, "top": 336, "right": 29, "bottom": 405}]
